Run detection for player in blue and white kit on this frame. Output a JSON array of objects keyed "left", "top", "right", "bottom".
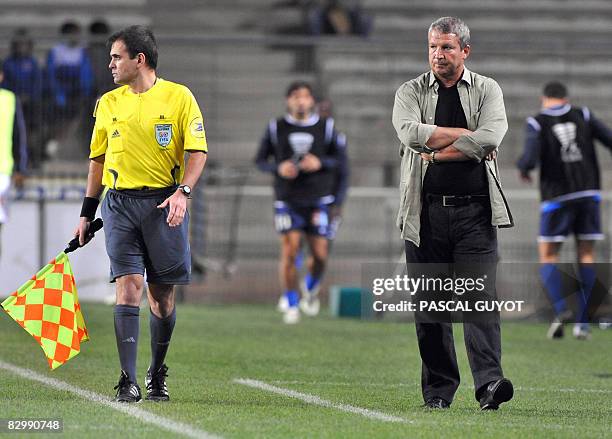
[
  {"left": 255, "top": 81, "right": 346, "bottom": 324},
  {"left": 518, "top": 81, "right": 612, "bottom": 339}
]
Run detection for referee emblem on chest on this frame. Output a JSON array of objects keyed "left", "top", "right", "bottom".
[{"left": 155, "top": 123, "right": 173, "bottom": 147}]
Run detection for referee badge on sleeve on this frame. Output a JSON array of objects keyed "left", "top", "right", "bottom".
[
  {"left": 155, "top": 123, "right": 173, "bottom": 147},
  {"left": 190, "top": 117, "right": 205, "bottom": 139}
]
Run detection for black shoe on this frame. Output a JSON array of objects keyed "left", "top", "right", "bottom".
[
  {"left": 145, "top": 364, "right": 170, "bottom": 401},
  {"left": 547, "top": 310, "right": 573, "bottom": 339},
  {"left": 114, "top": 370, "right": 142, "bottom": 403},
  {"left": 547, "top": 320, "right": 564, "bottom": 339},
  {"left": 424, "top": 397, "right": 450, "bottom": 409},
  {"left": 479, "top": 378, "right": 513, "bottom": 410}
]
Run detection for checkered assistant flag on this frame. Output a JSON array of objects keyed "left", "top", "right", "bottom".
[
  {"left": 1, "top": 218, "right": 103, "bottom": 369},
  {"left": 2, "top": 252, "right": 89, "bottom": 369}
]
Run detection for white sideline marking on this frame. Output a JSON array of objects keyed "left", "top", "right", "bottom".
[
  {"left": 234, "top": 378, "right": 611, "bottom": 433},
  {"left": 520, "top": 386, "right": 612, "bottom": 394},
  {"left": 0, "top": 360, "right": 220, "bottom": 439},
  {"left": 234, "top": 378, "right": 410, "bottom": 424},
  {"left": 270, "top": 380, "right": 612, "bottom": 394}
]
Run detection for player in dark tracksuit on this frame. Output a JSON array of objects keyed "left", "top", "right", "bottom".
[
  {"left": 293, "top": 99, "right": 350, "bottom": 316},
  {"left": 318, "top": 98, "right": 349, "bottom": 244},
  {"left": 255, "top": 81, "right": 346, "bottom": 324},
  {"left": 290, "top": 128, "right": 349, "bottom": 317},
  {"left": 517, "top": 81, "right": 612, "bottom": 340}
]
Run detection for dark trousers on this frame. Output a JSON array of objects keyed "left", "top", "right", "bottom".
[{"left": 405, "top": 197, "right": 503, "bottom": 404}]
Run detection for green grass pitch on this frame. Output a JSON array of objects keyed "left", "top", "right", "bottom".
[{"left": 0, "top": 303, "right": 610, "bottom": 438}]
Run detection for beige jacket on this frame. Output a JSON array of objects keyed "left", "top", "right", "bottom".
[{"left": 392, "top": 68, "right": 513, "bottom": 246}]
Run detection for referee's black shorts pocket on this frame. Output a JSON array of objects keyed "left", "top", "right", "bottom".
[{"left": 142, "top": 207, "right": 191, "bottom": 284}]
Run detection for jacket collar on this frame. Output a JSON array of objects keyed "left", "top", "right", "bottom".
[{"left": 428, "top": 67, "right": 472, "bottom": 88}]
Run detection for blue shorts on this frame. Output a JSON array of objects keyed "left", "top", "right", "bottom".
[
  {"left": 327, "top": 214, "right": 342, "bottom": 241},
  {"left": 101, "top": 187, "right": 191, "bottom": 284},
  {"left": 539, "top": 196, "right": 604, "bottom": 242},
  {"left": 274, "top": 199, "right": 331, "bottom": 237}
]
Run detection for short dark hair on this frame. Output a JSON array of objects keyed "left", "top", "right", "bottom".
[
  {"left": 89, "top": 19, "right": 110, "bottom": 35},
  {"left": 543, "top": 81, "right": 568, "bottom": 99},
  {"left": 60, "top": 21, "right": 81, "bottom": 35},
  {"left": 286, "top": 80, "right": 313, "bottom": 98},
  {"left": 107, "top": 25, "right": 158, "bottom": 70},
  {"left": 10, "top": 28, "right": 33, "bottom": 54}
]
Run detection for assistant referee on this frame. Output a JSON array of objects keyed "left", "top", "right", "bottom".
[{"left": 75, "top": 26, "right": 207, "bottom": 403}]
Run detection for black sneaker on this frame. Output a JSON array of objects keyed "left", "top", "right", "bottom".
[
  {"left": 114, "top": 370, "right": 142, "bottom": 403},
  {"left": 145, "top": 364, "right": 170, "bottom": 401}
]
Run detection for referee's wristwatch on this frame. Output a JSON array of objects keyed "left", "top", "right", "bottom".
[{"left": 178, "top": 184, "right": 192, "bottom": 199}]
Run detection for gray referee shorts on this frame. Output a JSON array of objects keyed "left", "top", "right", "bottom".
[{"left": 101, "top": 187, "right": 191, "bottom": 284}]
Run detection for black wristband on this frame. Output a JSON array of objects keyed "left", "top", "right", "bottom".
[{"left": 80, "top": 197, "right": 99, "bottom": 220}]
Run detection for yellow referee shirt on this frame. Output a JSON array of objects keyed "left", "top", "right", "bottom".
[{"left": 90, "top": 78, "right": 208, "bottom": 190}]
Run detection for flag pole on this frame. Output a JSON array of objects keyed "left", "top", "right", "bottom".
[{"left": 64, "top": 218, "right": 104, "bottom": 254}]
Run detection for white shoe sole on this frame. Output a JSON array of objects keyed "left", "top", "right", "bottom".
[
  {"left": 299, "top": 278, "right": 321, "bottom": 316},
  {"left": 573, "top": 324, "right": 591, "bottom": 340},
  {"left": 547, "top": 321, "right": 564, "bottom": 339},
  {"left": 283, "top": 307, "right": 300, "bottom": 324},
  {"left": 299, "top": 296, "right": 320, "bottom": 316},
  {"left": 277, "top": 295, "right": 289, "bottom": 313}
]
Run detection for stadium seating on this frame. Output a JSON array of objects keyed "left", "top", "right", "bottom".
[
  {"left": 0, "top": 0, "right": 149, "bottom": 43},
  {"left": 3, "top": 0, "right": 612, "bottom": 304}
]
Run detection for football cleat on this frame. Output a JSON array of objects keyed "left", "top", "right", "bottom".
[
  {"left": 283, "top": 306, "right": 300, "bottom": 324},
  {"left": 277, "top": 295, "right": 289, "bottom": 313},
  {"left": 114, "top": 370, "right": 142, "bottom": 403},
  {"left": 546, "top": 310, "right": 573, "bottom": 339},
  {"left": 145, "top": 364, "right": 170, "bottom": 401},
  {"left": 573, "top": 324, "right": 591, "bottom": 340},
  {"left": 547, "top": 320, "right": 564, "bottom": 339},
  {"left": 299, "top": 278, "right": 321, "bottom": 317}
]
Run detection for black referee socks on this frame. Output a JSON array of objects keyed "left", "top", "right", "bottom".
[
  {"left": 149, "top": 306, "right": 176, "bottom": 372},
  {"left": 114, "top": 304, "right": 140, "bottom": 383}
]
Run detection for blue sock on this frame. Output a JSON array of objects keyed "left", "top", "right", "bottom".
[
  {"left": 284, "top": 290, "right": 299, "bottom": 307},
  {"left": 540, "top": 263, "right": 566, "bottom": 315},
  {"left": 577, "top": 264, "right": 596, "bottom": 324},
  {"left": 305, "top": 273, "right": 321, "bottom": 292}
]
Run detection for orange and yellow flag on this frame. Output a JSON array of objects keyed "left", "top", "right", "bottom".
[{"left": 1, "top": 252, "right": 89, "bottom": 369}]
